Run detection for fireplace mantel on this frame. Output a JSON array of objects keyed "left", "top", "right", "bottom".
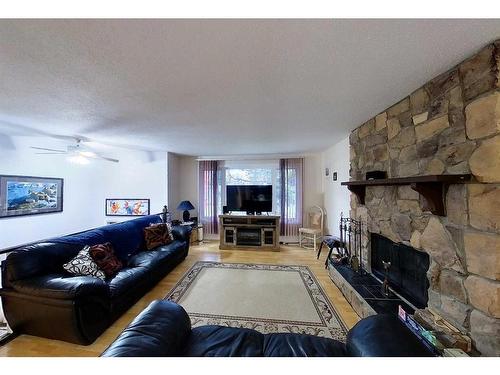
[{"left": 341, "top": 174, "right": 472, "bottom": 216}]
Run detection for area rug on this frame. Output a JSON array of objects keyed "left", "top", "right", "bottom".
[{"left": 165, "top": 261, "right": 348, "bottom": 341}]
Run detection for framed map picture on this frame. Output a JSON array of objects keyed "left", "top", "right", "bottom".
[
  {"left": 105, "top": 198, "right": 150, "bottom": 216},
  {"left": 0, "top": 175, "right": 64, "bottom": 218}
]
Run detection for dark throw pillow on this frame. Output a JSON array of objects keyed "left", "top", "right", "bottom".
[
  {"left": 89, "top": 242, "right": 123, "bottom": 277},
  {"left": 62, "top": 246, "right": 106, "bottom": 280},
  {"left": 144, "top": 223, "right": 173, "bottom": 250}
]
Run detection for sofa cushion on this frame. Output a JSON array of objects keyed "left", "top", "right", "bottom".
[
  {"left": 263, "top": 333, "right": 347, "bottom": 357},
  {"left": 185, "top": 326, "right": 264, "bottom": 357},
  {"left": 101, "top": 300, "right": 192, "bottom": 357},
  {"left": 107, "top": 267, "right": 149, "bottom": 298},
  {"left": 156, "top": 240, "right": 186, "bottom": 258},
  {"left": 10, "top": 274, "right": 109, "bottom": 300},
  {"left": 89, "top": 242, "right": 123, "bottom": 277},
  {"left": 127, "top": 250, "right": 172, "bottom": 269},
  {"left": 63, "top": 246, "right": 106, "bottom": 280},
  {"left": 346, "top": 314, "right": 433, "bottom": 357},
  {"left": 128, "top": 241, "right": 186, "bottom": 268},
  {"left": 99, "top": 215, "right": 162, "bottom": 261}
]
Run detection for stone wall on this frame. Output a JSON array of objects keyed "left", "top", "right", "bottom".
[{"left": 349, "top": 41, "right": 500, "bottom": 356}]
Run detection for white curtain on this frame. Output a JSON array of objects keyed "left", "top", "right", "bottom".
[
  {"left": 198, "top": 160, "right": 219, "bottom": 234},
  {"left": 279, "top": 158, "right": 304, "bottom": 237}
]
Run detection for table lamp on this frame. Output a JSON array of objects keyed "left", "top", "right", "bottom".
[{"left": 177, "top": 200, "right": 195, "bottom": 222}]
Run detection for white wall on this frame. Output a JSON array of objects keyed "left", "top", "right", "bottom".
[
  {"left": 167, "top": 152, "right": 180, "bottom": 217},
  {"left": 178, "top": 156, "right": 199, "bottom": 219},
  {"left": 0, "top": 136, "right": 168, "bottom": 250},
  {"left": 321, "top": 136, "right": 351, "bottom": 236},
  {"left": 167, "top": 154, "right": 198, "bottom": 221},
  {"left": 303, "top": 153, "right": 324, "bottom": 217}
]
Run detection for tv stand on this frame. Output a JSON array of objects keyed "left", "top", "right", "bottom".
[{"left": 219, "top": 214, "right": 280, "bottom": 251}]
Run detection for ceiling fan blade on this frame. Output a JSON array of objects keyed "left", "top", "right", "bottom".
[
  {"left": 30, "top": 146, "right": 67, "bottom": 153},
  {"left": 98, "top": 155, "right": 120, "bottom": 163},
  {"left": 78, "top": 148, "right": 119, "bottom": 163},
  {"left": 35, "top": 152, "right": 67, "bottom": 154}
]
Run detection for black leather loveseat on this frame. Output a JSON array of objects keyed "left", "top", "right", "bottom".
[
  {"left": 0, "top": 215, "right": 191, "bottom": 345},
  {"left": 102, "top": 300, "right": 433, "bottom": 357}
]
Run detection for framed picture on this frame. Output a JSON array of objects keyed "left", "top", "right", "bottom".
[
  {"left": 105, "top": 199, "right": 150, "bottom": 216},
  {"left": 0, "top": 175, "right": 64, "bottom": 218}
]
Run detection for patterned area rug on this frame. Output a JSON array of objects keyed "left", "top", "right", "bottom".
[{"left": 165, "top": 261, "right": 347, "bottom": 341}]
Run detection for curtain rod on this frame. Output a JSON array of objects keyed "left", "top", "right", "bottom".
[{"left": 196, "top": 153, "right": 312, "bottom": 161}]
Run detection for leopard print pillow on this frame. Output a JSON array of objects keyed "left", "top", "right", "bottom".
[{"left": 144, "top": 223, "right": 173, "bottom": 250}]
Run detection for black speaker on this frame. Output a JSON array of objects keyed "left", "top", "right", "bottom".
[
  {"left": 223, "top": 205, "right": 229, "bottom": 214},
  {"left": 366, "top": 170, "right": 387, "bottom": 180}
]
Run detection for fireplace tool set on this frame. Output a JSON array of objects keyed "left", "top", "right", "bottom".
[
  {"left": 381, "top": 260, "right": 392, "bottom": 297},
  {"left": 330, "top": 213, "right": 365, "bottom": 275}
]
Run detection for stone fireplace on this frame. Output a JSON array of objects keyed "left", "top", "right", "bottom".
[{"left": 346, "top": 40, "right": 500, "bottom": 356}]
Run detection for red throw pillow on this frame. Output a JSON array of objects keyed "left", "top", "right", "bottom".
[
  {"left": 89, "top": 242, "right": 123, "bottom": 277},
  {"left": 144, "top": 223, "right": 173, "bottom": 250}
]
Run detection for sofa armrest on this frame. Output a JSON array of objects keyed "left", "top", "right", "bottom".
[
  {"left": 346, "top": 314, "right": 434, "bottom": 357},
  {"left": 7, "top": 274, "right": 109, "bottom": 300},
  {"left": 171, "top": 225, "right": 192, "bottom": 242},
  {"left": 101, "top": 300, "right": 192, "bottom": 357}
]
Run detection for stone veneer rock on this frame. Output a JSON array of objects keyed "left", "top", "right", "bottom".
[{"left": 348, "top": 40, "right": 500, "bottom": 356}]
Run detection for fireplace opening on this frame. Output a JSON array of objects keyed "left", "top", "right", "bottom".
[
  {"left": 371, "top": 233, "right": 430, "bottom": 309},
  {"left": 236, "top": 228, "right": 261, "bottom": 246}
]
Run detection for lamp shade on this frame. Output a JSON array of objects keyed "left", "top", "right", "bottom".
[{"left": 177, "top": 200, "right": 195, "bottom": 211}]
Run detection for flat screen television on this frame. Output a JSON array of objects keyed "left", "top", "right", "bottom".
[{"left": 226, "top": 185, "right": 272, "bottom": 213}]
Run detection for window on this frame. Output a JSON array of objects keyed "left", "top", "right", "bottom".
[
  {"left": 279, "top": 158, "right": 304, "bottom": 237},
  {"left": 221, "top": 162, "right": 280, "bottom": 214},
  {"left": 200, "top": 159, "right": 303, "bottom": 236},
  {"left": 225, "top": 168, "right": 272, "bottom": 185}
]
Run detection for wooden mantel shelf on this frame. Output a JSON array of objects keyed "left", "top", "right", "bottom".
[{"left": 341, "top": 174, "right": 472, "bottom": 216}]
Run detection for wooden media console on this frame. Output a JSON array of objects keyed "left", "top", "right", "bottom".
[{"left": 219, "top": 214, "right": 280, "bottom": 251}]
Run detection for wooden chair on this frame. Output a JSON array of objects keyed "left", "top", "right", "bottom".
[{"left": 299, "top": 206, "right": 324, "bottom": 251}]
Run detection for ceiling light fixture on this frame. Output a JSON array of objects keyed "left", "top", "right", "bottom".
[
  {"left": 67, "top": 155, "right": 90, "bottom": 165},
  {"left": 79, "top": 151, "right": 97, "bottom": 158}
]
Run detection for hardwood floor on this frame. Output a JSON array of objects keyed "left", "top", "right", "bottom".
[{"left": 0, "top": 241, "right": 360, "bottom": 357}]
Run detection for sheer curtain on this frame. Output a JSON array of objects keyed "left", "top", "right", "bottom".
[
  {"left": 279, "top": 158, "right": 304, "bottom": 237},
  {"left": 198, "top": 160, "right": 219, "bottom": 235}
]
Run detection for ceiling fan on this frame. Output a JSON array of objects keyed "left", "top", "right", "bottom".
[{"left": 30, "top": 139, "right": 119, "bottom": 164}]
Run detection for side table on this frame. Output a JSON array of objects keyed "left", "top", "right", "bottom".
[
  {"left": 180, "top": 222, "right": 203, "bottom": 244},
  {"left": 316, "top": 235, "right": 345, "bottom": 268}
]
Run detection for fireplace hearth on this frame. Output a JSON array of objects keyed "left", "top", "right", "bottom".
[
  {"left": 328, "top": 233, "right": 430, "bottom": 317},
  {"left": 329, "top": 260, "right": 415, "bottom": 316}
]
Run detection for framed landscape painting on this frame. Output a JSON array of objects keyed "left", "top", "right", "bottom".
[
  {"left": 105, "top": 199, "right": 150, "bottom": 216},
  {"left": 0, "top": 175, "right": 64, "bottom": 218}
]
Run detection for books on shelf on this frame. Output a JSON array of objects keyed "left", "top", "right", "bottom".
[{"left": 398, "top": 305, "right": 442, "bottom": 356}]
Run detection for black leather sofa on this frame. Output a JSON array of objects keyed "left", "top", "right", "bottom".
[
  {"left": 102, "top": 300, "right": 434, "bottom": 357},
  {"left": 0, "top": 215, "right": 191, "bottom": 345}
]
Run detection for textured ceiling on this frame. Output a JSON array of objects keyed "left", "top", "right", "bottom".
[{"left": 1, "top": 19, "right": 500, "bottom": 156}]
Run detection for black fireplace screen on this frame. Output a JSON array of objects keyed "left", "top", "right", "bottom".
[{"left": 371, "top": 233, "right": 430, "bottom": 309}]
